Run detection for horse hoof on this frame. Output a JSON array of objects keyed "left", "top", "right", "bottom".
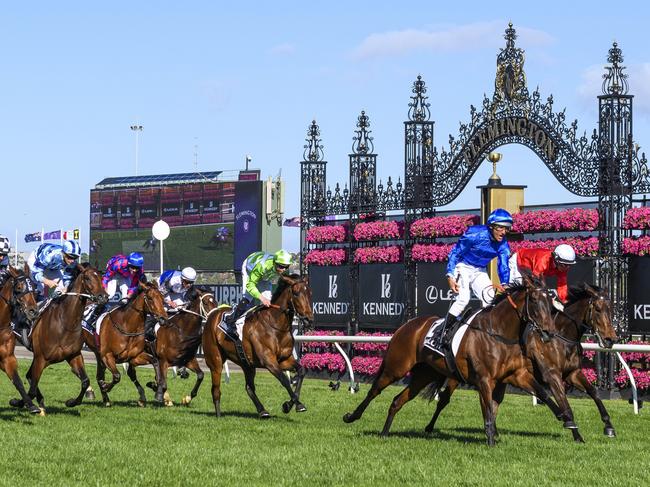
[
  {"left": 424, "top": 425, "right": 434, "bottom": 434},
  {"left": 165, "top": 400, "right": 174, "bottom": 407},
  {"left": 38, "top": 408, "right": 46, "bottom": 417},
  {"left": 181, "top": 395, "right": 192, "bottom": 406},
  {"left": 604, "top": 427, "right": 616, "bottom": 437},
  {"left": 28, "top": 404, "right": 41, "bottom": 414},
  {"left": 563, "top": 420, "right": 578, "bottom": 429},
  {"left": 105, "top": 402, "right": 112, "bottom": 408},
  {"left": 65, "top": 399, "right": 78, "bottom": 408},
  {"left": 9, "top": 399, "right": 24, "bottom": 409},
  {"left": 137, "top": 400, "right": 145, "bottom": 408},
  {"left": 85, "top": 390, "right": 96, "bottom": 401},
  {"left": 296, "top": 403, "right": 307, "bottom": 413},
  {"left": 342, "top": 413, "right": 355, "bottom": 424},
  {"left": 259, "top": 411, "right": 271, "bottom": 419},
  {"left": 282, "top": 402, "right": 293, "bottom": 414}
]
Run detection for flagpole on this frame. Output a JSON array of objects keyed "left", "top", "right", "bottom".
[
  {"left": 41, "top": 227, "right": 44, "bottom": 245},
  {"left": 60, "top": 228, "right": 63, "bottom": 246},
  {"left": 14, "top": 228, "right": 18, "bottom": 266}
]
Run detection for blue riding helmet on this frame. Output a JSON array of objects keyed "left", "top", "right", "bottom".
[
  {"left": 486, "top": 208, "right": 513, "bottom": 228},
  {"left": 62, "top": 240, "right": 81, "bottom": 258},
  {"left": 128, "top": 252, "right": 145, "bottom": 268}
]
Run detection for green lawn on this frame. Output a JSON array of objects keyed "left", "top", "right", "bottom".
[{"left": 0, "top": 361, "right": 648, "bottom": 486}]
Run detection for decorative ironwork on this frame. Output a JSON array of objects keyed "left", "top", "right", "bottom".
[
  {"left": 493, "top": 22, "right": 529, "bottom": 107},
  {"left": 602, "top": 42, "right": 629, "bottom": 96},
  {"left": 349, "top": 111, "right": 377, "bottom": 213}
]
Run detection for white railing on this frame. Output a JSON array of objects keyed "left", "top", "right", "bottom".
[{"left": 294, "top": 335, "right": 649, "bottom": 414}]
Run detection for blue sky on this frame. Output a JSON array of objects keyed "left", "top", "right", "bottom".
[{"left": 2, "top": 2, "right": 649, "bottom": 255}]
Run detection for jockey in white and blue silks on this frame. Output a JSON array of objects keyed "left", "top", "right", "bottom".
[
  {"left": 158, "top": 267, "right": 197, "bottom": 309},
  {"left": 27, "top": 240, "right": 81, "bottom": 300},
  {"left": 0, "top": 235, "right": 11, "bottom": 288},
  {"left": 432, "top": 209, "right": 512, "bottom": 354}
]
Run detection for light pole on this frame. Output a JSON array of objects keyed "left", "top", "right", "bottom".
[{"left": 130, "top": 124, "right": 143, "bottom": 176}]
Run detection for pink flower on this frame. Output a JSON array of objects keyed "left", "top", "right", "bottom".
[
  {"left": 615, "top": 367, "right": 650, "bottom": 391},
  {"left": 304, "top": 248, "right": 346, "bottom": 266},
  {"left": 306, "top": 225, "right": 347, "bottom": 243},
  {"left": 580, "top": 368, "right": 598, "bottom": 385},
  {"left": 353, "top": 245, "right": 402, "bottom": 264},
  {"left": 512, "top": 208, "right": 599, "bottom": 233},
  {"left": 351, "top": 356, "right": 384, "bottom": 376},
  {"left": 624, "top": 207, "right": 650, "bottom": 230},
  {"left": 622, "top": 237, "right": 650, "bottom": 256},
  {"left": 411, "top": 243, "right": 454, "bottom": 262},
  {"left": 300, "top": 353, "right": 346, "bottom": 373},
  {"left": 353, "top": 220, "right": 403, "bottom": 241},
  {"left": 410, "top": 214, "right": 480, "bottom": 238}
]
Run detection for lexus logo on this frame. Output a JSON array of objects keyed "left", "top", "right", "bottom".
[
  {"left": 425, "top": 285, "right": 438, "bottom": 304},
  {"left": 381, "top": 273, "right": 391, "bottom": 299},
  {"left": 328, "top": 275, "right": 338, "bottom": 299}
]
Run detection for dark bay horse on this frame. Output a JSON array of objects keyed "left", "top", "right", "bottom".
[
  {"left": 142, "top": 287, "right": 218, "bottom": 406},
  {"left": 343, "top": 274, "right": 565, "bottom": 446},
  {"left": 202, "top": 274, "right": 313, "bottom": 418},
  {"left": 82, "top": 281, "right": 168, "bottom": 406},
  {"left": 10, "top": 264, "right": 107, "bottom": 414},
  {"left": 424, "top": 283, "right": 618, "bottom": 443},
  {"left": 0, "top": 266, "right": 40, "bottom": 414}
]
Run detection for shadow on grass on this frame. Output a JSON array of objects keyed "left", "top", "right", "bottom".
[
  {"left": 188, "top": 409, "right": 298, "bottom": 422},
  {"left": 0, "top": 404, "right": 81, "bottom": 419},
  {"left": 359, "top": 426, "right": 562, "bottom": 443}
]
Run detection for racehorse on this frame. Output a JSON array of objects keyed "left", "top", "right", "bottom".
[
  {"left": 82, "top": 281, "right": 168, "bottom": 406},
  {"left": 343, "top": 273, "right": 567, "bottom": 446},
  {"left": 0, "top": 266, "right": 41, "bottom": 414},
  {"left": 10, "top": 264, "right": 107, "bottom": 414},
  {"left": 425, "top": 283, "right": 618, "bottom": 443},
  {"left": 141, "top": 287, "right": 218, "bottom": 406},
  {"left": 202, "top": 274, "right": 313, "bottom": 418}
]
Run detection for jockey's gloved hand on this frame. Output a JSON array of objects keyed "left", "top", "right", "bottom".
[{"left": 51, "top": 288, "right": 64, "bottom": 299}]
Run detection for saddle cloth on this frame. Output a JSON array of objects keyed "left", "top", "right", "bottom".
[
  {"left": 423, "top": 310, "right": 480, "bottom": 357},
  {"left": 219, "top": 307, "right": 258, "bottom": 339}
]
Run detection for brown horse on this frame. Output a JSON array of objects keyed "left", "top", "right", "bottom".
[
  {"left": 343, "top": 274, "right": 567, "bottom": 446},
  {"left": 203, "top": 274, "right": 313, "bottom": 418},
  {"left": 10, "top": 264, "right": 107, "bottom": 414},
  {"left": 82, "top": 281, "right": 168, "bottom": 406},
  {"left": 141, "top": 286, "right": 218, "bottom": 406},
  {"left": 424, "top": 283, "right": 618, "bottom": 443},
  {"left": 0, "top": 266, "right": 41, "bottom": 414}
]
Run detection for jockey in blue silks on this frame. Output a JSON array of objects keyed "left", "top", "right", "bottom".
[
  {"left": 0, "top": 235, "right": 11, "bottom": 288},
  {"left": 27, "top": 240, "right": 81, "bottom": 300},
  {"left": 432, "top": 208, "right": 512, "bottom": 354}
]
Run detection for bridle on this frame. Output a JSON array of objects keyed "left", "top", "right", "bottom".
[
  {"left": 265, "top": 280, "right": 312, "bottom": 332},
  {"left": 553, "top": 294, "right": 611, "bottom": 348},
  {"left": 108, "top": 287, "right": 168, "bottom": 337},
  {"left": 0, "top": 274, "right": 38, "bottom": 324},
  {"left": 60, "top": 269, "right": 107, "bottom": 304}
]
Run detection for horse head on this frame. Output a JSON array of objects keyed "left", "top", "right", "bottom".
[
  {"left": 139, "top": 281, "right": 169, "bottom": 324},
  {"left": 277, "top": 274, "right": 314, "bottom": 327},
  {"left": 6, "top": 266, "right": 39, "bottom": 324},
  {"left": 70, "top": 263, "right": 109, "bottom": 305},
  {"left": 504, "top": 271, "right": 555, "bottom": 334},
  {"left": 567, "top": 283, "right": 617, "bottom": 349},
  {"left": 187, "top": 286, "right": 219, "bottom": 319}
]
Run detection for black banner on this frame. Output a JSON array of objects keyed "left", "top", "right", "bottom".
[
  {"left": 358, "top": 264, "right": 406, "bottom": 326},
  {"left": 203, "top": 197, "right": 220, "bottom": 214},
  {"left": 139, "top": 205, "right": 158, "bottom": 219},
  {"left": 416, "top": 262, "right": 480, "bottom": 317},
  {"left": 120, "top": 204, "right": 135, "bottom": 218},
  {"left": 213, "top": 284, "right": 243, "bottom": 306},
  {"left": 184, "top": 200, "right": 200, "bottom": 215},
  {"left": 544, "top": 258, "right": 594, "bottom": 289},
  {"left": 628, "top": 257, "right": 650, "bottom": 333},
  {"left": 162, "top": 202, "right": 181, "bottom": 216},
  {"left": 310, "top": 266, "right": 351, "bottom": 324}
]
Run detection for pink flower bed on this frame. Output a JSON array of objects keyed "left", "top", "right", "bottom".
[
  {"left": 301, "top": 329, "right": 344, "bottom": 352},
  {"left": 619, "top": 341, "right": 650, "bottom": 363},
  {"left": 300, "top": 353, "right": 346, "bottom": 373},
  {"left": 510, "top": 237, "right": 599, "bottom": 257},
  {"left": 410, "top": 214, "right": 480, "bottom": 238},
  {"left": 581, "top": 367, "right": 598, "bottom": 385},
  {"left": 615, "top": 368, "right": 650, "bottom": 391},
  {"left": 622, "top": 237, "right": 650, "bottom": 256},
  {"left": 623, "top": 207, "right": 650, "bottom": 229},
  {"left": 411, "top": 243, "right": 454, "bottom": 262},
  {"left": 304, "top": 248, "right": 346, "bottom": 266},
  {"left": 306, "top": 225, "right": 346, "bottom": 243},
  {"left": 354, "top": 245, "right": 402, "bottom": 264},
  {"left": 351, "top": 356, "right": 384, "bottom": 376},
  {"left": 353, "top": 220, "right": 402, "bottom": 241},
  {"left": 352, "top": 332, "right": 390, "bottom": 353},
  {"left": 512, "top": 208, "right": 599, "bottom": 233}
]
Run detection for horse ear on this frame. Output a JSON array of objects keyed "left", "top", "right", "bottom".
[
  {"left": 138, "top": 281, "right": 147, "bottom": 290},
  {"left": 280, "top": 274, "right": 297, "bottom": 286},
  {"left": 8, "top": 266, "right": 19, "bottom": 278},
  {"left": 23, "top": 262, "right": 30, "bottom": 276}
]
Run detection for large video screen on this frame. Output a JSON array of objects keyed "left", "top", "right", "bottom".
[{"left": 89, "top": 180, "right": 262, "bottom": 272}]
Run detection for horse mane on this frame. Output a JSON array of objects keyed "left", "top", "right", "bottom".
[
  {"left": 491, "top": 281, "right": 526, "bottom": 306},
  {"left": 566, "top": 283, "right": 601, "bottom": 305},
  {"left": 271, "top": 273, "right": 302, "bottom": 301}
]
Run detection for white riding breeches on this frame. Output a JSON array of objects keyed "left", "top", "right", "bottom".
[
  {"left": 509, "top": 253, "right": 522, "bottom": 284},
  {"left": 448, "top": 262, "right": 494, "bottom": 317},
  {"left": 105, "top": 276, "right": 130, "bottom": 302}
]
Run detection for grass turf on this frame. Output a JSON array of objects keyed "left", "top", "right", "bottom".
[{"left": 0, "top": 361, "right": 648, "bottom": 486}]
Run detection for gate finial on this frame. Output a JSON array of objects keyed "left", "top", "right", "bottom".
[{"left": 602, "top": 41, "right": 629, "bottom": 96}]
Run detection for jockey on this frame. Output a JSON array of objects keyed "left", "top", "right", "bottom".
[
  {"left": 0, "top": 235, "right": 11, "bottom": 288},
  {"left": 220, "top": 249, "right": 293, "bottom": 341},
  {"left": 433, "top": 208, "right": 512, "bottom": 354},
  {"left": 27, "top": 240, "right": 81, "bottom": 300},
  {"left": 82, "top": 252, "right": 146, "bottom": 332},
  {"left": 510, "top": 244, "right": 576, "bottom": 303},
  {"left": 146, "top": 267, "right": 197, "bottom": 342}
]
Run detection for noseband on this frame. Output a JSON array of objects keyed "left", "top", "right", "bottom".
[{"left": 0, "top": 275, "right": 37, "bottom": 319}]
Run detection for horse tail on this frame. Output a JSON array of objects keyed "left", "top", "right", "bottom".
[{"left": 420, "top": 381, "right": 441, "bottom": 403}]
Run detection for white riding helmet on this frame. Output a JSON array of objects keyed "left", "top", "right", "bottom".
[
  {"left": 0, "top": 235, "right": 10, "bottom": 255},
  {"left": 553, "top": 244, "right": 576, "bottom": 265},
  {"left": 181, "top": 267, "right": 197, "bottom": 282}
]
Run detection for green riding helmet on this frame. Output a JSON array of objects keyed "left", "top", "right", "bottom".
[{"left": 273, "top": 249, "right": 293, "bottom": 267}]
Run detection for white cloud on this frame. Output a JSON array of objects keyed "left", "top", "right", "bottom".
[
  {"left": 578, "top": 62, "right": 650, "bottom": 117},
  {"left": 269, "top": 43, "right": 296, "bottom": 56},
  {"left": 351, "top": 21, "right": 554, "bottom": 60}
]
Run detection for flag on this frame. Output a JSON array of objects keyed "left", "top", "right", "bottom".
[
  {"left": 43, "top": 230, "right": 61, "bottom": 240},
  {"left": 24, "top": 231, "right": 42, "bottom": 243},
  {"left": 283, "top": 216, "right": 301, "bottom": 227},
  {"left": 62, "top": 229, "right": 80, "bottom": 240}
]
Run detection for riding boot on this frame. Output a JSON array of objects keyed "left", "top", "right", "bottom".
[
  {"left": 84, "top": 303, "right": 106, "bottom": 331},
  {"left": 220, "top": 298, "right": 250, "bottom": 341},
  {"left": 144, "top": 315, "right": 158, "bottom": 343},
  {"left": 433, "top": 313, "right": 458, "bottom": 354}
]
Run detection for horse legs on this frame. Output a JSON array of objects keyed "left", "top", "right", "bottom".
[
  {"left": 277, "top": 356, "right": 306, "bottom": 413},
  {"left": 477, "top": 378, "right": 497, "bottom": 446},
  {"left": 343, "top": 358, "right": 408, "bottom": 424},
  {"left": 100, "top": 353, "right": 121, "bottom": 393},
  {"left": 64, "top": 353, "right": 90, "bottom": 408},
  {"left": 1, "top": 355, "right": 40, "bottom": 414},
  {"left": 567, "top": 369, "right": 616, "bottom": 437},
  {"left": 491, "top": 382, "right": 507, "bottom": 439},
  {"left": 130, "top": 353, "right": 163, "bottom": 404},
  {"left": 181, "top": 358, "right": 204, "bottom": 406},
  {"left": 25, "top": 356, "right": 48, "bottom": 413},
  {"left": 242, "top": 367, "right": 270, "bottom": 419},
  {"left": 424, "top": 379, "right": 459, "bottom": 434},
  {"left": 92, "top": 350, "right": 112, "bottom": 406},
  {"left": 380, "top": 364, "right": 440, "bottom": 437},
  {"left": 126, "top": 363, "right": 148, "bottom": 407},
  {"left": 259, "top": 353, "right": 304, "bottom": 415},
  {"left": 540, "top": 369, "right": 583, "bottom": 442}
]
